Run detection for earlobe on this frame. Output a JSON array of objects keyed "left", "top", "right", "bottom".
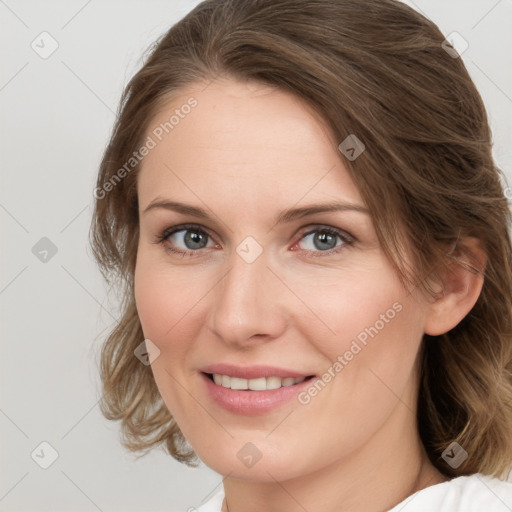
[{"left": 423, "top": 237, "right": 487, "bottom": 336}]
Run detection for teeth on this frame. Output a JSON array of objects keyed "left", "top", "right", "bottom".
[
  {"left": 230, "top": 377, "right": 248, "bottom": 390},
  {"left": 211, "top": 374, "right": 307, "bottom": 390},
  {"left": 248, "top": 377, "right": 266, "bottom": 391},
  {"left": 266, "top": 376, "right": 282, "bottom": 390}
]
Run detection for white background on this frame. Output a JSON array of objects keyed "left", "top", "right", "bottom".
[{"left": 1, "top": 1, "right": 511, "bottom": 511}]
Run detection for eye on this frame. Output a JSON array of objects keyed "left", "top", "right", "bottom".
[
  {"left": 294, "top": 227, "right": 353, "bottom": 254},
  {"left": 154, "top": 224, "right": 353, "bottom": 257},
  {"left": 154, "top": 224, "right": 218, "bottom": 254},
  {"left": 173, "top": 229, "right": 210, "bottom": 250}
]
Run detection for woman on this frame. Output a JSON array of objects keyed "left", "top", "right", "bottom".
[{"left": 90, "top": 0, "right": 512, "bottom": 510}]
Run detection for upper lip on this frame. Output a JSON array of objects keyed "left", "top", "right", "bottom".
[{"left": 200, "top": 363, "right": 314, "bottom": 380}]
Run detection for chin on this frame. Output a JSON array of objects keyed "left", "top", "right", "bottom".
[{"left": 193, "top": 439, "right": 313, "bottom": 482}]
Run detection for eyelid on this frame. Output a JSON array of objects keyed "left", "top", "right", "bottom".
[
  {"left": 154, "top": 223, "right": 217, "bottom": 244},
  {"left": 296, "top": 224, "right": 355, "bottom": 243}
]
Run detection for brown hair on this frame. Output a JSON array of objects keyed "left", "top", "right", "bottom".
[{"left": 90, "top": 0, "right": 512, "bottom": 477}]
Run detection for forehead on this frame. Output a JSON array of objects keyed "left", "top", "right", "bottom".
[{"left": 137, "top": 77, "right": 363, "bottom": 208}]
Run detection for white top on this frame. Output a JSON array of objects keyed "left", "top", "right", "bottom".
[{"left": 195, "top": 474, "right": 512, "bottom": 512}]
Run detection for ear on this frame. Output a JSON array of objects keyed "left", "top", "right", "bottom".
[{"left": 423, "top": 237, "right": 487, "bottom": 336}]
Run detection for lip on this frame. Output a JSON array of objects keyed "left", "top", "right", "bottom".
[
  {"left": 199, "top": 370, "right": 316, "bottom": 416},
  {"left": 199, "top": 363, "right": 312, "bottom": 380}
]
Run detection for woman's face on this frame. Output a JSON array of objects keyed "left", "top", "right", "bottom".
[{"left": 134, "top": 77, "right": 431, "bottom": 481}]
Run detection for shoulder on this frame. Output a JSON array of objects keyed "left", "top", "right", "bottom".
[
  {"left": 195, "top": 488, "right": 225, "bottom": 512},
  {"left": 389, "top": 473, "right": 512, "bottom": 512}
]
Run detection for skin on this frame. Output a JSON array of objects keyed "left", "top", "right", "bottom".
[{"left": 134, "top": 77, "right": 485, "bottom": 512}]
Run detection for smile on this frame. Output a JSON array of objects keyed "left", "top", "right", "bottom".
[
  {"left": 208, "top": 373, "right": 309, "bottom": 390},
  {"left": 201, "top": 371, "right": 316, "bottom": 415}
]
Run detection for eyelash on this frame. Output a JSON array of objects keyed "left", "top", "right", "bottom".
[{"left": 152, "top": 223, "right": 355, "bottom": 258}]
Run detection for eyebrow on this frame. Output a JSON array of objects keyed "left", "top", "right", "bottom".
[{"left": 142, "top": 199, "right": 369, "bottom": 223}]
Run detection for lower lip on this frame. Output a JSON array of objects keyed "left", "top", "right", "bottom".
[{"left": 200, "top": 372, "right": 314, "bottom": 415}]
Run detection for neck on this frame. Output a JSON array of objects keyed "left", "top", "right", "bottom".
[{"left": 221, "top": 387, "right": 448, "bottom": 512}]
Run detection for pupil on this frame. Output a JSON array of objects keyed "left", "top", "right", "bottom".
[
  {"left": 314, "top": 231, "right": 337, "bottom": 250},
  {"left": 185, "top": 230, "right": 207, "bottom": 249}
]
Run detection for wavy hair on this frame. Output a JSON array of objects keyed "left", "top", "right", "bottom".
[{"left": 90, "top": 0, "right": 512, "bottom": 477}]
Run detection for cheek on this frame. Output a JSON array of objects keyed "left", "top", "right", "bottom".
[
  {"left": 133, "top": 254, "right": 208, "bottom": 425},
  {"left": 289, "top": 258, "right": 412, "bottom": 357},
  {"left": 133, "top": 256, "right": 198, "bottom": 404},
  {"left": 134, "top": 251, "right": 204, "bottom": 343},
  {"left": 294, "top": 260, "right": 425, "bottom": 419}
]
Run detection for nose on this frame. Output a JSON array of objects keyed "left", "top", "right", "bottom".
[{"left": 206, "top": 251, "right": 288, "bottom": 346}]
